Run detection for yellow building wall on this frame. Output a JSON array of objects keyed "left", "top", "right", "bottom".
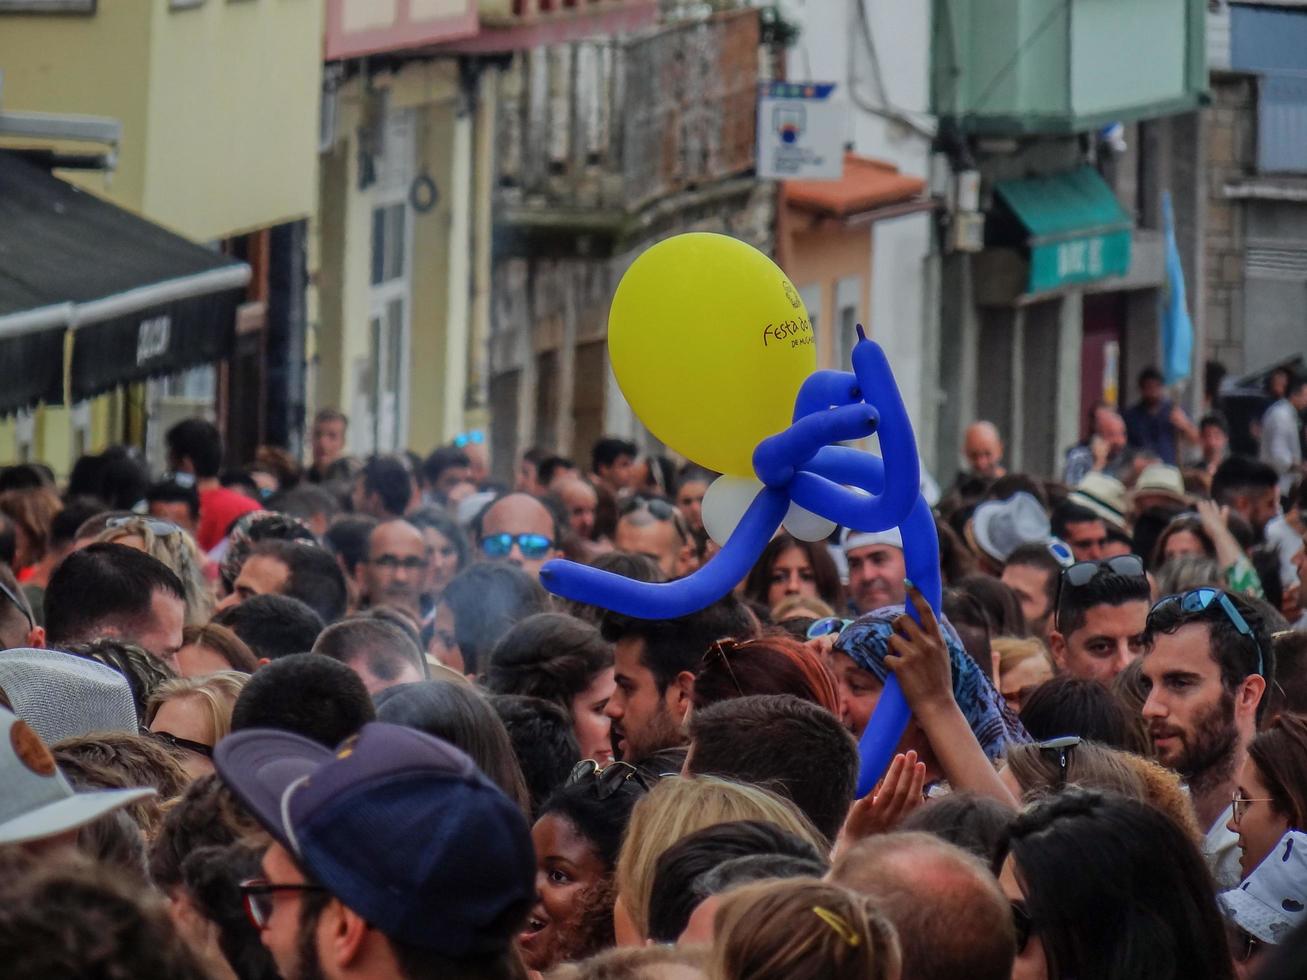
[
  {"left": 314, "top": 62, "right": 461, "bottom": 456},
  {"left": 0, "top": 3, "right": 154, "bottom": 217},
  {"left": 143, "top": 0, "right": 324, "bottom": 241}
]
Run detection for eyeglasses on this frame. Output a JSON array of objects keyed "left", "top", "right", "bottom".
[
  {"left": 1231, "top": 789, "right": 1276, "bottom": 824},
  {"left": 239, "top": 878, "right": 329, "bottom": 930},
  {"left": 1149, "top": 588, "right": 1265, "bottom": 678},
  {"left": 106, "top": 515, "right": 182, "bottom": 537},
  {"left": 568, "top": 760, "right": 652, "bottom": 799},
  {"left": 620, "top": 496, "right": 691, "bottom": 539},
  {"left": 480, "top": 533, "right": 554, "bottom": 560},
  {"left": 806, "top": 617, "right": 852, "bottom": 640},
  {"left": 145, "top": 728, "right": 214, "bottom": 758},
  {"left": 1055, "top": 554, "right": 1146, "bottom": 631},
  {"left": 453, "top": 430, "right": 485, "bottom": 448},
  {"left": 1011, "top": 900, "right": 1035, "bottom": 954},
  {"left": 368, "top": 554, "right": 427, "bottom": 572},
  {"left": 702, "top": 639, "right": 754, "bottom": 697},
  {"left": 1036, "top": 735, "right": 1080, "bottom": 787},
  {"left": 0, "top": 577, "right": 33, "bottom": 630}
]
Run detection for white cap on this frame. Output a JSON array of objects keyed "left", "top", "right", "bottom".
[{"left": 840, "top": 526, "right": 903, "bottom": 553}]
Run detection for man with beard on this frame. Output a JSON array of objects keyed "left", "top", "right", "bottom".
[
  {"left": 1141, "top": 589, "right": 1273, "bottom": 888},
  {"left": 215, "top": 722, "right": 534, "bottom": 980}
]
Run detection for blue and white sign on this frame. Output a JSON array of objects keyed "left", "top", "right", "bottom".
[{"left": 757, "top": 82, "right": 845, "bottom": 180}]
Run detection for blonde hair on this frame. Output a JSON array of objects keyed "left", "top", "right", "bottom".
[
  {"left": 97, "top": 517, "right": 214, "bottom": 625},
  {"left": 547, "top": 945, "right": 707, "bottom": 980},
  {"left": 992, "top": 636, "right": 1053, "bottom": 677},
  {"left": 712, "top": 878, "right": 900, "bottom": 980},
  {"left": 614, "top": 775, "right": 827, "bottom": 940},
  {"left": 145, "top": 671, "right": 248, "bottom": 744},
  {"left": 772, "top": 595, "right": 836, "bottom": 622}
]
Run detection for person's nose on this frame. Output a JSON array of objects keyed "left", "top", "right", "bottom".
[
  {"left": 507, "top": 543, "right": 524, "bottom": 567},
  {"left": 785, "top": 570, "right": 802, "bottom": 594},
  {"left": 1141, "top": 688, "right": 1165, "bottom": 721},
  {"left": 604, "top": 694, "right": 623, "bottom": 720}
]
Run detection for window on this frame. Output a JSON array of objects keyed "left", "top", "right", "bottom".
[
  {"left": 797, "top": 283, "right": 822, "bottom": 337},
  {"left": 835, "top": 275, "right": 863, "bottom": 367},
  {"left": 0, "top": 0, "right": 96, "bottom": 11}
]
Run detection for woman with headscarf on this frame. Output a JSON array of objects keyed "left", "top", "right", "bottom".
[{"left": 831, "top": 586, "right": 1026, "bottom": 817}]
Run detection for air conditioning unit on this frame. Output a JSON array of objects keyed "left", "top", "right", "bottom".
[{"left": 949, "top": 211, "right": 985, "bottom": 253}]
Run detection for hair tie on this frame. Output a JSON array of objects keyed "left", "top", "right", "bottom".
[{"left": 812, "top": 906, "right": 861, "bottom": 947}]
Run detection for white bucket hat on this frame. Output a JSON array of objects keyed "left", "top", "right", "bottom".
[
  {"left": 1220, "top": 829, "right": 1307, "bottom": 944},
  {"left": 971, "top": 492, "right": 1051, "bottom": 563},
  {"left": 0, "top": 706, "right": 154, "bottom": 846}
]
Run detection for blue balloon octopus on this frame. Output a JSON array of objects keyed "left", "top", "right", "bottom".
[{"left": 540, "top": 325, "right": 941, "bottom": 795}]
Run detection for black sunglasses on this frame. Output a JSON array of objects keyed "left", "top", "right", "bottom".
[
  {"left": 1011, "top": 900, "right": 1035, "bottom": 954},
  {"left": 0, "top": 578, "right": 33, "bottom": 630},
  {"left": 1054, "top": 554, "right": 1146, "bottom": 631},
  {"left": 568, "top": 760, "right": 652, "bottom": 799},
  {"left": 1036, "top": 735, "right": 1081, "bottom": 788},
  {"left": 1148, "top": 588, "right": 1265, "bottom": 678},
  {"left": 145, "top": 728, "right": 214, "bottom": 758}
]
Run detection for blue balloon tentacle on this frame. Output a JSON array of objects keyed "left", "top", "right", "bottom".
[
  {"left": 753, "top": 404, "right": 878, "bottom": 487},
  {"left": 538, "top": 487, "right": 789, "bottom": 619},
  {"left": 853, "top": 494, "right": 943, "bottom": 797},
  {"left": 792, "top": 370, "right": 861, "bottom": 421},
  {"left": 850, "top": 336, "right": 920, "bottom": 524},
  {"left": 805, "top": 445, "right": 886, "bottom": 493}
]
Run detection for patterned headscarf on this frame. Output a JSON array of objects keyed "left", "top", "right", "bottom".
[{"left": 834, "top": 604, "right": 1029, "bottom": 761}]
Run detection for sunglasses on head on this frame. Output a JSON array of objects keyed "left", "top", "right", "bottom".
[
  {"left": 1148, "top": 588, "right": 1264, "bottom": 677},
  {"left": 0, "top": 578, "right": 33, "bottom": 630},
  {"left": 1054, "top": 554, "right": 1146, "bottom": 631},
  {"left": 453, "top": 430, "right": 484, "bottom": 448},
  {"left": 806, "top": 617, "right": 853, "bottom": 640},
  {"left": 1036, "top": 735, "right": 1080, "bottom": 787},
  {"left": 106, "top": 515, "right": 182, "bottom": 537},
  {"left": 568, "top": 760, "right": 652, "bottom": 799},
  {"left": 480, "top": 532, "right": 553, "bottom": 560}
]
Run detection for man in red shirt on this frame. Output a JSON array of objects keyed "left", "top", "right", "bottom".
[{"left": 165, "top": 419, "right": 261, "bottom": 553}]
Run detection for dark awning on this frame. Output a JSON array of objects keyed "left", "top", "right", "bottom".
[{"left": 0, "top": 150, "right": 250, "bottom": 412}]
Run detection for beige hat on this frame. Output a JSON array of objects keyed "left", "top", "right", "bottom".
[
  {"left": 1131, "top": 464, "right": 1189, "bottom": 509},
  {"left": 1068, "top": 472, "right": 1129, "bottom": 530}
]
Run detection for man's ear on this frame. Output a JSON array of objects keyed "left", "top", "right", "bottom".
[
  {"left": 25, "top": 626, "right": 44, "bottom": 649},
  {"left": 668, "top": 670, "right": 696, "bottom": 725},
  {"left": 1049, "top": 631, "right": 1068, "bottom": 670},
  {"left": 1239, "top": 673, "right": 1267, "bottom": 722},
  {"left": 322, "top": 898, "right": 370, "bottom": 969}
]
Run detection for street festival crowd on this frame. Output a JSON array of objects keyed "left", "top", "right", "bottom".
[{"left": 1, "top": 364, "right": 1307, "bottom": 980}]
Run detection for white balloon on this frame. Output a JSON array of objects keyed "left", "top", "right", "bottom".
[
  {"left": 783, "top": 502, "right": 836, "bottom": 542},
  {"left": 702, "top": 475, "right": 764, "bottom": 547}
]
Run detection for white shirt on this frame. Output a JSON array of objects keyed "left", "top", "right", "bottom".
[
  {"left": 1203, "top": 802, "right": 1243, "bottom": 891},
  {"left": 1264, "top": 514, "right": 1303, "bottom": 587},
  {"left": 1260, "top": 399, "right": 1303, "bottom": 494}
]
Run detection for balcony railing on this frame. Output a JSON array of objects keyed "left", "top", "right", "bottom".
[{"left": 494, "top": 7, "right": 759, "bottom": 216}]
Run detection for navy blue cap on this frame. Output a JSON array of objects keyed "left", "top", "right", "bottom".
[{"left": 214, "top": 722, "right": 534, "bottom": 956}]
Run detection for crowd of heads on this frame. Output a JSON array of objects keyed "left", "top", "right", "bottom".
[{"left": 1, "top": 389, "right": 1307, "bottom": 980}]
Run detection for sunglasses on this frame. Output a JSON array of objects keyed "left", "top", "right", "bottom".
[
  {"left": 1036, "top": 735, "right": 1080, "bottom": 787},
  {"left": 239, "top": 878, "right": 328, "bottom": 930},
  {"left": 1148, "top": 588, "right": 1264, "bottom": 677},
  {"left": 480, "top": 533, "right": 553, "bottom": 560},
  {"left": 1011, "top": 900, "right": 1035, "bottom": 954},
  {"left": 453, "top": 430, "right": 485, "bottom": 447},
  {"left": 106, "top": 515, "right": 182, "bottom": 537},
  {"left": 368, "top": 554, "right": 427, "bottom": 571},
  {"left": 806, "top": 617, "right": 853, "bottom": 640},
  {"left": 0, "top": 578, "right": 33, "bottom": 630},
  {"left": 1055, "top": 554, "right": 1146, "bottom": 631},
  {"left": 568, "top": 760, "right": 652, "bottom": 799},
  {"left": 146, "top": 729, "right": 214, "bottom": 758},
  {"left": 1046, "top": 538, "right": 1075, "bottom": 568}
]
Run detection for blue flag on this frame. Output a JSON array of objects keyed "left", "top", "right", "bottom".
[{"left": 1160, "top": 191, "right": 1193, "bottom": 385}]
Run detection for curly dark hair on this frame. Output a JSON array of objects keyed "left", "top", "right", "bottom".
[
  {"left": 149, "top": 773, "right": 267, "bottom": 891},
  {"left": 0, "top": 853, "right": 210, "bottom": 978},
  {"left": 63, "top": 638, "right": 176, "bottom": 724},
  {"left": 181, "top": 843, "right": 280, "bottom": 980},
  {"left": 481, "top": 613, "right": 612, "bottom": 714}
]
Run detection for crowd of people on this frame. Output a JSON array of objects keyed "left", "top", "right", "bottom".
[{"left": 1, "top": 375, "right": 1306, "bottom": 980}]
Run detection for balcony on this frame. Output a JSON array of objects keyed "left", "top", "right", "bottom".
[
  {"left": 494, "top": 7, "right": 760, "bottom": 247},
  {"left": 439, "top": 0, "right": 658, "bottom": 53},
  {"left": 931, "top": 0, "right": 1207, "bottom": 136}
]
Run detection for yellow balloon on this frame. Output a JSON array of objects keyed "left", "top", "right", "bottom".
[{"left": 608, "top": 233, "right": 816, "bottom": 476}]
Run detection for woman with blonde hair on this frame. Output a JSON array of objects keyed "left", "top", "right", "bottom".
[
  {"left": 144, "top": 672, "right": 247, "bottom": 780},
  {"left": 96, "top": 515, "right": 213, "bottom": 624},
  {"left": 711, "top": 878, "right": 900, "bottom": 980},
  {"left": 991, "top": 635, "right": 1054, "bottom": 714},
  {"left": 613, "top": 775, "right": 827, "bottom": 945}
]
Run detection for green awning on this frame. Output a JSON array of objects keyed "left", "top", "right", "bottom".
[{"left": 994, "top": 166, "right": 1133, "bottom": 294}]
